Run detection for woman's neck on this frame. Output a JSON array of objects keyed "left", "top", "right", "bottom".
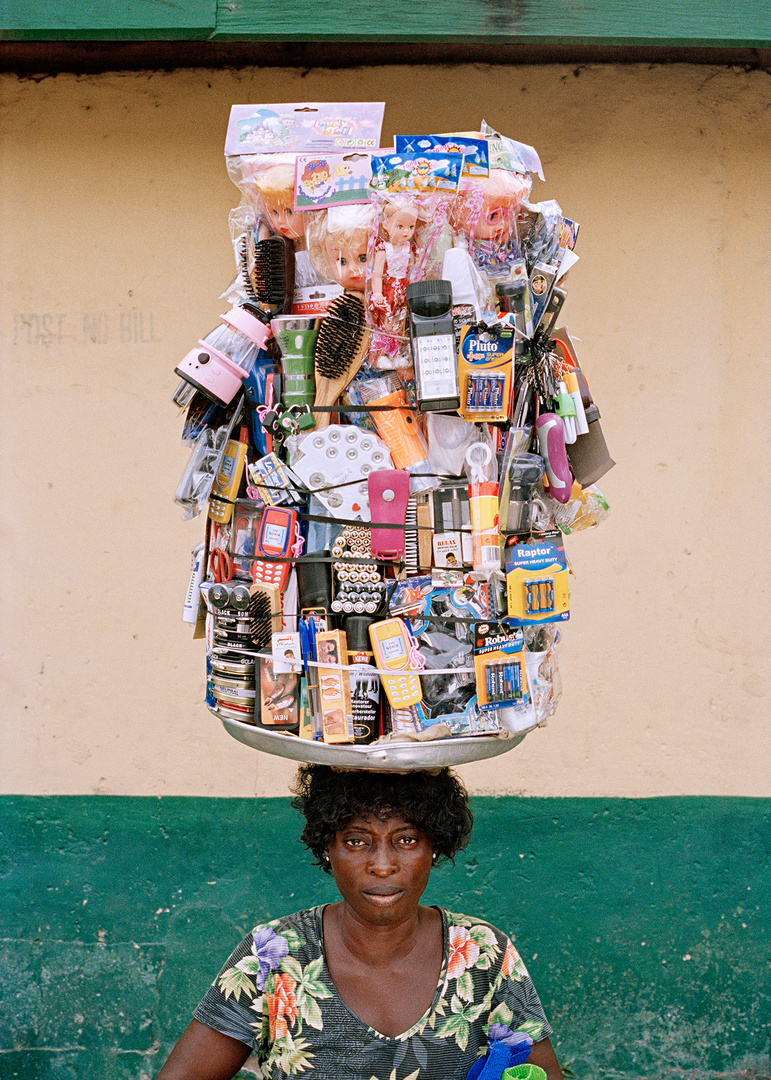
[{"left": 325, "top": 902, "right": 434, "bottom": 966}]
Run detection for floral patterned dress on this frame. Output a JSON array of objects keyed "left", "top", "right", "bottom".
[{"left": 193, "top": 907, "right": 552, "bottom": 1080}]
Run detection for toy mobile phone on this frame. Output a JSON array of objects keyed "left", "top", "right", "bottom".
[
  {"left": 209, "top": 437, "right": 248, "bottom": 524},
  {"left": 406, "top": 280, "right": 460, "bottom": 413},
  {"left": 368, "top": 617, "right": 423, "bottom": 709},
  {"left": 252, "top": 506, "right": 296, "bottom": 589}
]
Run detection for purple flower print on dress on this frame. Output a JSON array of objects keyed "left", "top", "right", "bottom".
[
  {"left": 487, "top": 1024, "right": 533, "bottom": 1052},
  {"left": 250, "top": 927, "right": 290, "bottom": 990}
]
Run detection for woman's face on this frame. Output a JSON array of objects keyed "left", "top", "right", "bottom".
[{"left": 326, "top": 813, "right": 433, "bottom": 925}]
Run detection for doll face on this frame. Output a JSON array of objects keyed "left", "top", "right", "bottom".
[
  {"left": 329, "top": 240, "right": 368, "bottom": 290},
  {"left": 265, "top": 201, "right": 305, "bottom": 241},
  {"left": 383, "top": 210, "right": 417, "bottom": 245},
  {"left": 472, "top": 171, "right": 525, "bottom": 243},
  {"left": 476, "top": 202, "right": 514, "bottom": 242}
]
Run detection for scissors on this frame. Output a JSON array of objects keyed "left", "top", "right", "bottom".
[{"left": 210, "top": 547, "right": 233, "bottom": 584}]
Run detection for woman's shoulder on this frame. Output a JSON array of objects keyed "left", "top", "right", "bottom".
[
  {"left": 440, "top": 909, "right": 534, "bottom": 985},
  {"left": 441, "top": 908, "right": 510, "bottom": 938},
  {"left": 248, "top": 906, "right": 323, "bottom": 950}
]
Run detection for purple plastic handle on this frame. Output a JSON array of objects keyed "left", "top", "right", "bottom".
[{"left": 536, "top": 412, "right": 573, "bottom": 503}]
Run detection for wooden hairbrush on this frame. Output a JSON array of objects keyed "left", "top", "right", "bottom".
[
  {"left": 312, "top": 292, "right": 370, "bottom": 429},
  {"left": 249, "top": 582, "right": 282, "bottom": 649}
]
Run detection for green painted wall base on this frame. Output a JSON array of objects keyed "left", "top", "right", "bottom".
[{"left": 1, "top": 796, "right": 769, "bottom": 1080}]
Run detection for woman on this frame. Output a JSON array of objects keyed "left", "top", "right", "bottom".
[{"left": 156, "top": 766, "right": 564, "bottom": 1080}]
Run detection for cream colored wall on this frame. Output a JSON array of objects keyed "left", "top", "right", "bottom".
[{"left": 1, "top": 64, "right": 769, "bottom": 798}]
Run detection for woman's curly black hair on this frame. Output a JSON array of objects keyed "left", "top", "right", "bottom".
[{"left": 291, "top": 764, "right": 473, "bottom": 873}]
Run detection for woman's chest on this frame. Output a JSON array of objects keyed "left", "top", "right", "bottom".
[{"left": 332, "top": 957, "right": 442, "bottom": 1038}]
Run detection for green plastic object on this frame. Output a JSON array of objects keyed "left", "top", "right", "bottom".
[
  {"left": 271, "top": 317, "right": 320, "bottom": 410},
  {"left": 502, "top": 1067, "right": 547, "bottom": 1080}
]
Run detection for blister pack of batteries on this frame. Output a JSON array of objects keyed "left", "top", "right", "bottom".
[{"left": 172, "top": 103, "right": 614, "bottom": 766}]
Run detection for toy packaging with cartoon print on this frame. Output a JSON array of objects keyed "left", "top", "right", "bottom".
[{"left": 171, "top": 102, "right": 614, "bottom": 770}]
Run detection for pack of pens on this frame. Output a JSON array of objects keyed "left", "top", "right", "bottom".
[{"left": 170, "top": 103, "right": 616, "bottom": 764}]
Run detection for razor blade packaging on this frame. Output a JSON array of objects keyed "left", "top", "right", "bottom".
[{"left": 170, "top": 102, "right": 615, "bottom": 769}]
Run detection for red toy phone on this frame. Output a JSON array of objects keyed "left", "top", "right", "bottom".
[{"left": 252, "top": 506, "right": 297, "bottom": 589}]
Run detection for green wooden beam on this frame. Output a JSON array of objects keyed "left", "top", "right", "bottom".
[
  {"left": 2, "top": 795, "right": 770, "bottom": 1076},
  {"left": 212, "top": 0, "right": 771, "bottom": 48},
  {"left": 0, "top": 0, "right": 216, "bottom": 40},
  {"left": 1, "top": 0, "right": 769, "bottom": 46}
]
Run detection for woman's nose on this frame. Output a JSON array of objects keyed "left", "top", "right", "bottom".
[{"left": 369, "top": 843, "right": 398, "bottom": 874}]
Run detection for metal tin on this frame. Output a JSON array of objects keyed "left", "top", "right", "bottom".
[
  {"left": 213, "top": 630, "right": 253, "bottom": 647},
  {"left": 214, "top": 701, "right": 256, "bottom": 723},
  {"left": 210, "top": 650, "right": 257, "bottom": 676},
  {"left": 211, "top": 636, "right": 255, "bottom": 653},
  {"left": 210, "top": 671, "right": 255, "bottom": 694},
  {"left": 215, "top": 615, "right": 253, "bottom": 636},
  {"left": 212, "top": 685, "right": 256, "bottom": 705}
]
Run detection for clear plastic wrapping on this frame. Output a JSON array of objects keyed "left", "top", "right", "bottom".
[{"left": 168, "top": 108, "right": 611, "bottom": 767}]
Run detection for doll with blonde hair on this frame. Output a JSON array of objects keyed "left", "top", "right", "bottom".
[
  {"left": 306, "top": 204, "right": 375, "bottom": 294},
  {"left": 366, "top": 198, "right": 420, "bottom": 368},
  {"left": 239, "top": 155, "right": 324, "bottom": 288},
  {"left": 249, "top": 158, "right": 306, "bottom": 242}
]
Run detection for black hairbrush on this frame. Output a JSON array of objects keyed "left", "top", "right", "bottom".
[
  {"left": 250, "top": 234, "right": 295, "bottom": 315},
  {"left": 312, "top": 292, "right": 370, "bottom": 429},
  {"left": 237, "top": 234, "right": 260, "bottom": 305}
]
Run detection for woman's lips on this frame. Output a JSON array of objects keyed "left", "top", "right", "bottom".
[{"left": 363, "top": 887, "right": 404, "bottom": 904}]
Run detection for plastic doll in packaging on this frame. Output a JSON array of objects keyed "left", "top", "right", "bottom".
[
  {"left": 451, "top": 169, "right": 531, "bottom": 286},
  {"left": 240, "top": 155, "right": 323, "bottom": 287},
  {"left": 251, "top": 158, "right": 305, "bottom": 242},
  {"left": 366, "top": 198, "right": 420, "bottom": 368},
  {"left": 306, "top": 204, "right": 375, "bottom": 294}
]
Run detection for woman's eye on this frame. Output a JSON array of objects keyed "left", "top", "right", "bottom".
[
  {"left": 358, "top": 254, "right": 367, "bottom": 264},
  {"left": 397, "top": 836, "right": 418, "bottom": 847},
  {"left": 338, "top": 257, "right": 348, "bottom": 267}
]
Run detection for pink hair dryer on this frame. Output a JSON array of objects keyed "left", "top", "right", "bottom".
[{"left": 174, "top": 306, "right": 271, "bottom": 407}]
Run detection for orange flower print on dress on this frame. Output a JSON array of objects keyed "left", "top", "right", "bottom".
[
  {"left": 501, "top": 941, "right": 523, "bottom": 978},
  {"left": 267, "top": 973, "right": 298, "bottom": 1040},
  {"left": 447, "top": 925, "right": 481, "bottom": 979}
]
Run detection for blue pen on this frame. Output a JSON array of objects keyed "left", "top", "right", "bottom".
[{"left": 299, "top": 619, "right": 312, "bottom": 673}]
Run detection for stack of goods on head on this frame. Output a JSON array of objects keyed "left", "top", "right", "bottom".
[{"left": 172, "top": 102, "right": 614, "bottom": 771}]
